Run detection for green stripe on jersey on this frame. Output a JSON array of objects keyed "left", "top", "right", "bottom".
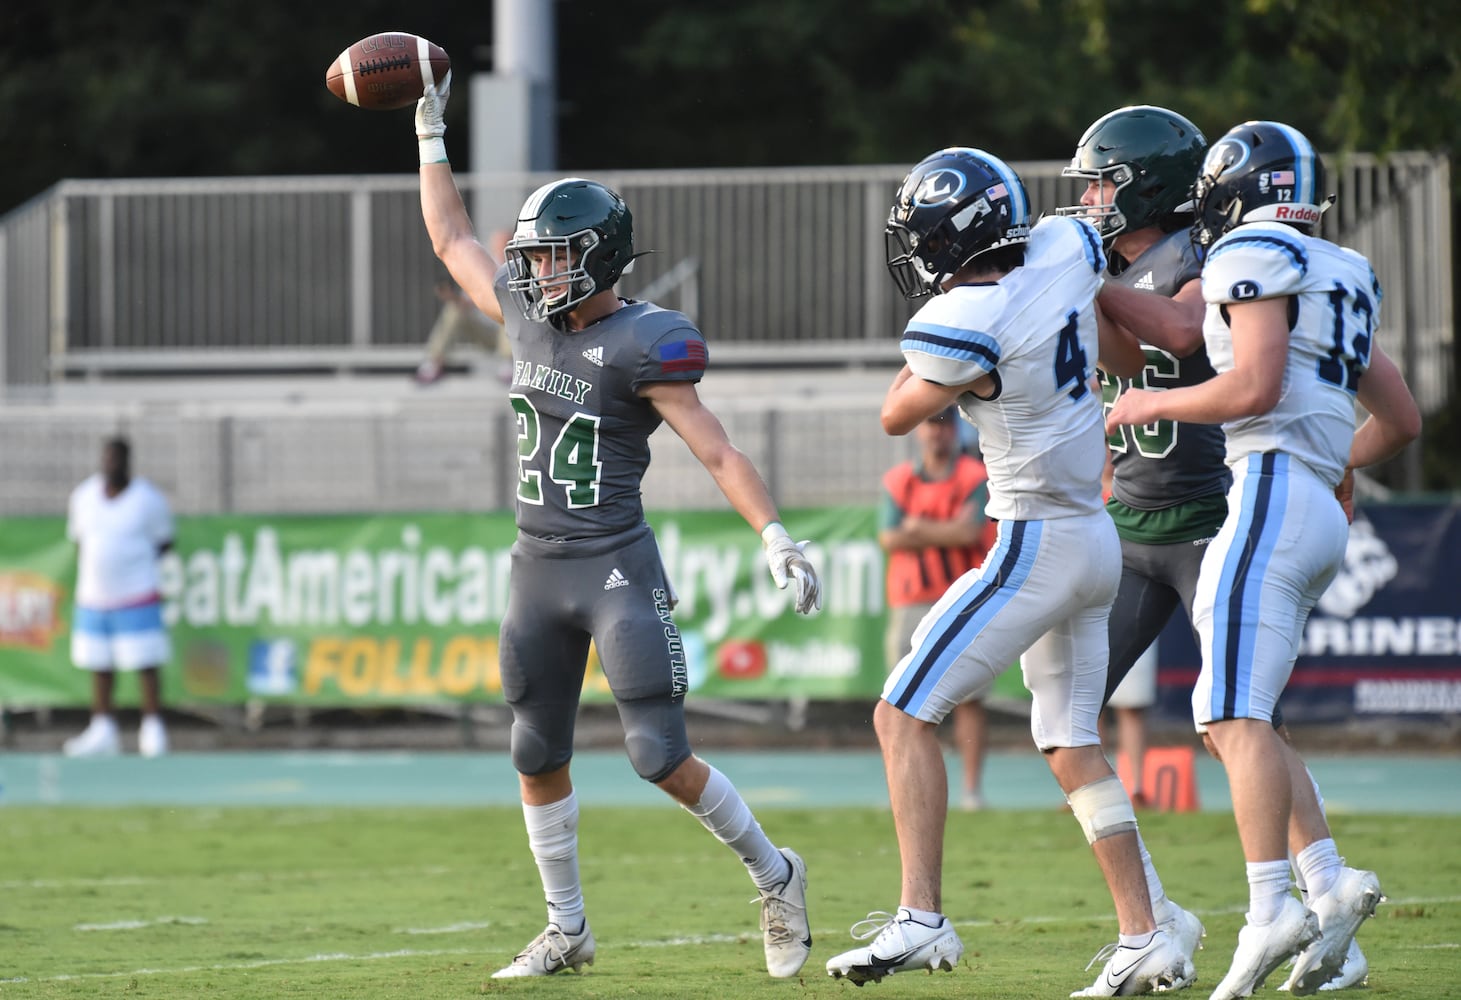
[{"left": 1106, "top": 493, "right": 1227, "bottom": 545}]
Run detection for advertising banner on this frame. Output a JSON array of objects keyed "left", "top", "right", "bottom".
[
  {"left": 11, "top": 503, "right": 1451, "bottom": 719},
  {"left": 1, "top": 508, "right": 923, "bottom": 707}
]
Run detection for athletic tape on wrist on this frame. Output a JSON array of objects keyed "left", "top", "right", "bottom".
[{"left": 418, "top": 137, "right": 448, "bottom": 165}]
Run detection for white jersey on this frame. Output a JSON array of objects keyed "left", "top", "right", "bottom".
[
  {"left": 67, "top": 474, "right": 174, "bottom": 608},
  {"left": 901, "top": 216, "right": 1108, "bottom": 521},
  {"left": 1201, "top": 221, "right": 1380, "bottom": 488}
]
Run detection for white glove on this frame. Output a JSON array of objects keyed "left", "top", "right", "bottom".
[
  {"left": 762, "top": 522, "right": 822, "bottom": 615},
  {"left": 415, "top": 71, "right": 451, "bottom": 164},
  {"left": 415, "top": 70, "right": 452, "bottom": 137}
]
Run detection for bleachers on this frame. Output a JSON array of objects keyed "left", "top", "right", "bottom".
[{"left": 0, "top": 155, "right": 1449, "bottom": 514}]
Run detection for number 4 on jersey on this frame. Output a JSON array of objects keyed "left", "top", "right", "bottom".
[{"left": 1054, "top": 310, "right": 1090, "bottom": 401}]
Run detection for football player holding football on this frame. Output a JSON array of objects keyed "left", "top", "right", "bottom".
[{"left": 411, "top": 73, "right": 820, "bottom": 981}]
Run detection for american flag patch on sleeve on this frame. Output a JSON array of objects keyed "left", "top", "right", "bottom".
[{"left": 657, "top": 338, "right": 708, "bottom": 374}]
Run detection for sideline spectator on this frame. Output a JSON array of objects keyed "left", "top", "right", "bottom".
[
  {"left": 63, "top": 437, "right": 174, "bottom": 758},
  {"left": 414, "top": 230, "right": 514, "bottom": 386}
]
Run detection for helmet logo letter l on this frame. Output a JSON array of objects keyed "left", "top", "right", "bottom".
[{"left": 914, "top": 170, "right": 967, "bottom": 206}]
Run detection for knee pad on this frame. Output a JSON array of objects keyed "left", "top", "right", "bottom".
[
  {"left": 1067, "top": 774, "right": 1138, "bottom": 845},
  {"left": 619, "top": 695, "right": 691, "bottom": 783},
  {"left": 509, "top": 715, "right": 573, "bottom": 776}
]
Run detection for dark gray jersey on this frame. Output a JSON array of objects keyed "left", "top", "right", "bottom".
[
  {"left": 498, "top": 274, "right": 706, "bottom": 545},
  {"left": 1100, "top": 229, "right": 1230, "bottom": 511}
]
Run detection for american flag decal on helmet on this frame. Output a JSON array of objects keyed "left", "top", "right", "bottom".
[{"left": 657, "top": 339, "right": 707, "bottom": 374}]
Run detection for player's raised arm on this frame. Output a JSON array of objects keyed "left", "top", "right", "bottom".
[{"left": 414, "top": 74, "right": 505, "bottom": 326}]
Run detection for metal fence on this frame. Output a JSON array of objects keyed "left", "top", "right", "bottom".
[
  {"left": 0, "top": 374, "right": 910, "bottom": 516},
  {"left": 1, "top": 154, "right": 1451, "bottom": 405},
  {"left": 0, "top": 156, "right": 1450, "bottom": 516}
]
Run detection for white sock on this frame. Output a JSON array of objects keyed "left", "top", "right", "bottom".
[
  {"left": 682, "top": 765, "right": 786, "bottom": 890},
  {"left": 523, "top": 792, "right": 585, "bottom": 931},
  {"left": 901, "top": 906, "right": 945, "bottom": 926},
  {"left": 1137, "top": 833, "right": 1170, "bottom": 919},
  {"left": 1306, "top": 766, "right": 1327, "bottom": 817},
  {"left": 1246, "top": 859, "right": 1293, "bottom": 925},
  {"left": 1120, "top": 930, "right": 1156, "bottom": 950},
  {"left": 90, "top": 714, "right": 118, "bottom": 733},
  {"left": 1295, "top": 838, "right": 1343, "bottom": 900},
  {"left": 1292, "top": 765, "right": 1335, "bottom": 901}
]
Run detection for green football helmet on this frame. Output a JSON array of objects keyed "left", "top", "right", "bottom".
[
  {"left": 1057, "top": 105, "right": 1207, "bottom": 241},
  {"left": 505, "top": 177, "right": 635, "bottom": 322}
]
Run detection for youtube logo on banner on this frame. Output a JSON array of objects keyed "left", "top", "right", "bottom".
[{"left": 717, "top": 640, "right": 767, "bottom": 680}]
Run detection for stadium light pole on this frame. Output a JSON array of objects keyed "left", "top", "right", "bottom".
[{"left": 468, "top": 0, "right": 557, "bottom": 228}]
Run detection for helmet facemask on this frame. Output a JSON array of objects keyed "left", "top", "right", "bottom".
[
  {"left": 506, "top": 229, "right": 605, "bottom": 322},
  {"left": 1057, "top": 162, "right": 1138, "bottom": 238},
  {"left": 885, "top": 224, "right": 943, "bottom": 299}
]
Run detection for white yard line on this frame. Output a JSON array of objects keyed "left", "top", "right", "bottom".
[{"left": 7, "top": 896, "right": 1458, "bottom": 984}]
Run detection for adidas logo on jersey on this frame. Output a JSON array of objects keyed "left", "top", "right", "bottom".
[
  {"left": 1133, "top": 271, "right": 1155, "bottom": 290},
  {"left": 582, "top": 345, "right": 605, "bottom": 367},
  {"left": 603, "top": 567, "right": 629, "bottom": 590}
]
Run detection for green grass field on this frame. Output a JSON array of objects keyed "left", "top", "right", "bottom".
[{"left": 3, "top": 804, "right": 1457, "bottom": 998}]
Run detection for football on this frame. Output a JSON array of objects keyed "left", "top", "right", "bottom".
[{"left": 325, "top": 32, "right": 450, "bottom": 111}]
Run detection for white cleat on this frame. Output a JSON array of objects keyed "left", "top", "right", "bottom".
[
  {"left": 825, "top": 907, "right": 963, "bottom": 985},
  {"left": 1158, "top": 899, "right": 1207, "bottom": 971},
  {"left": 138, "top": 715, "right": 169, "bottom": 758},
  {"left": 1281, "top": 869, "right": 1382, "bottom": 995},
  {"left": 1317, "top": 939, "right": 1368, "bottom": 991},
  {"left": 63, "top": 717, "right": 121, "bottom": 758},
  {"left": 1279, "top": 938, "right": 1370, "bottom": 993},
  {"left": 1209, "top": 896, "right": 1321, "bottom": 1000},
  {"left": 1071, "top": 929, "right": 1195, "bottom": 997},
  {"left": 759, "top": 848, "right": 812, "bottom": 978},
  {"left": 490, "top": 921, "right": 595, "bottom": 978}
]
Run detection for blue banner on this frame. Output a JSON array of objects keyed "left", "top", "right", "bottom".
[{"left": 1155, "top": 503, "right": 1461, "bottom": 724}]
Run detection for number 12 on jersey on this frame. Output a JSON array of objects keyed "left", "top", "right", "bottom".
[{"left": 1317, "top": 280, "right": 1375, "bottom": 392}]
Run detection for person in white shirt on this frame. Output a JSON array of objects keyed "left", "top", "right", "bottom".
[{"left": 63, "top": 437, "right": 175, "bottom": 757}]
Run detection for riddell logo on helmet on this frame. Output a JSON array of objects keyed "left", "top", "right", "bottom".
[{"left": 1275, "top": 205, "right": 1320, "bottom": 224}]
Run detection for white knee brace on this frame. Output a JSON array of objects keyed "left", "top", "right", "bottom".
[{"left": 1067, "top": 774, "right": 1138, "bottom": 844}]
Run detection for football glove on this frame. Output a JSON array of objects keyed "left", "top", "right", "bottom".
[
  {"left": 415, "top": 70, "right": 451, "bottom": 137},
  {"left": 415, "top": 71, "right": 451, "bottom": 164},
  {"left": 762, "top": 522, "right": 822, "bottom": 615}
]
